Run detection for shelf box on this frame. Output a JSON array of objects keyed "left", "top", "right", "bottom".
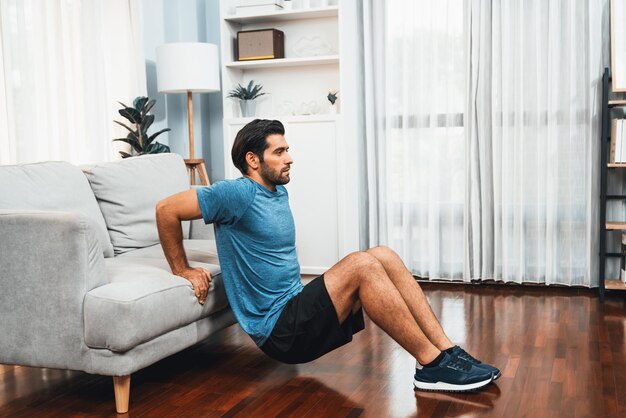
[{"left": 237, "top": 29, "right": 285, "bottom": 61}]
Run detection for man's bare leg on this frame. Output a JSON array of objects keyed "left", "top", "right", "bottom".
[
  {"left": 323, "top": 250, "right": 494, "bottom": 392},
  {"left": 365, "top": 246, "right": 501, "bottom": 380},
  {"left": 323, "top": 251, "right": 441, "bottom": 365},
  {"left": 366, "top": 246, "right": 454, "bottom": 351}
]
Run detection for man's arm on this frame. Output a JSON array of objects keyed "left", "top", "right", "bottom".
[{"left": 156, "top": 189, "right": 211, "bottom": 305}]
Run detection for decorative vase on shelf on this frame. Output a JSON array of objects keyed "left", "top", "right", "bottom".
[
  {"left": 329, "top": 104, "right": 337, "bottom": 115},
  {"left": 239, "top": 100, "right": 257, "bottom": 118}
]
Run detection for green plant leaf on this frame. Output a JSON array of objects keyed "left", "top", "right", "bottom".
[
  {"left": 113, "top": 120, "right": 135, "bottom": 133},
  {"left": 147, "top": 128, "right": 171, "bottom": 145},
  {"left": 119, "top": 107, "right": 141, "bottom": 124},
  {"left": 227, "top": 83, "right": 245, "bottom": 99},
  {"left": 133, "top": 96, "right": 148, "bottom": 111},
  {"left": 113, "top": 137, "right": 136, "bottom": 151},
  {"left": 141, "top": 114, "right": 155, "bottom": 132},
  {"left": 124, "top": 131, "right": 143, "bottom": 152},
  {"left": 146, "top": 142, "right": 170, "bottom": 154},
  {"left": 250, "top": 83, "right": 266, "bottom": 100},
  {"left": 226, "top": 80, "right": 265, "bottom": 100},
  {"left": 142, "top": 99, "right": 156, "bottom": 116},
  {"left": 112, "top": 96, "right": 169, "bottom": 155},
  {"left": 113, "top": 136, "right": 142, "bottom": 153}
]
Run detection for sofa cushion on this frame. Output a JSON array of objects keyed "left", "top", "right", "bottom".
[
  {"left": 0, "top": 161, "right": 114, "bottom": 257},
  {"left": 84, "top": 257, "right": 227, "bottom": 352},
  {"left": 189, "top": 217, "right": 216, "bottom": 240},
  {"left": 118, "top": 239, "right": 219, "bottom": 265},
  {"left": 82, "top": 154, "right": 190, "bottom": 255}
]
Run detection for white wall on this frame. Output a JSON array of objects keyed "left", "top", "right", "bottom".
[{"left": 142, "top": 0, "right": 225, "bottom": 181}]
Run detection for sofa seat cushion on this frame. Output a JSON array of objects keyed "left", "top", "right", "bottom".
[
  {"left": 84, "top": 257, "right": 227, "bottom": 352},
  {"left": 118, "top": 239, "right": 219, "bottom": 265}
]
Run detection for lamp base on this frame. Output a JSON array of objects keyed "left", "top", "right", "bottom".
[{"left": 184, "top": 159, "right": 210, "bottom": 186}]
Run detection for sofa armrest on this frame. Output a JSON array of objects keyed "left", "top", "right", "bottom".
[{"left": 0, "top": 210, "right": 107, "bottom": 369}]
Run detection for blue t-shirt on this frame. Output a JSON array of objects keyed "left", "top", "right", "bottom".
[{"left": 196, "top": 177, "right": 304, "bottom": 346}]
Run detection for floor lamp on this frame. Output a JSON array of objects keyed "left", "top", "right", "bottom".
[{"left": 156, "top": 43, "right": 220, "bottom": 185}]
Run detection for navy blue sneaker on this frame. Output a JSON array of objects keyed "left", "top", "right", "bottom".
[
  {"left": 449, "top": 346, "right": 501, "bottom": 380},
  {"left": 413, "top": 352, "right": 493, "bottom": 392}
]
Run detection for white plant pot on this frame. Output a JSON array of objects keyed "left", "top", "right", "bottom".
[
  {"left": 240, "top": 100, "right": 256, "bottom": 118},
  {"left": 329, "top": 104, "right": 337, "bottom": 114}
]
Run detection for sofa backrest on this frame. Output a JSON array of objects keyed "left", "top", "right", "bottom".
[
  {"left": 0, "top": 161, "right": 115, "bottom": 257},
  {"left": 81, "top": 153, "right": 190, "bottom": 255}
]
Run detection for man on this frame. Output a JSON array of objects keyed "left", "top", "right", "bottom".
[{"left": 156, "top": 119, "right": 499, "bottom": 392}]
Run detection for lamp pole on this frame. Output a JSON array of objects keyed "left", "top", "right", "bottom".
[
  {"left": 156, "top": 42, "right": 220, "bottom": 186},
  {"left": 187, "top": 91, "right": 194, "bottom": 159}
]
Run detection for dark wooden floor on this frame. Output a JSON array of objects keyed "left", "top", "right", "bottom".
[{"left": 1, "top": 283, "right": 625, "bottom": 417}]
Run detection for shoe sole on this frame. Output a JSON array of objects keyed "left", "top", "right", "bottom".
[
  {"left": 493, "top": 371, "right": 501, "bottom": 380},
  {"left": 413, "top": 376, "right": 493, "bottom": 392}
]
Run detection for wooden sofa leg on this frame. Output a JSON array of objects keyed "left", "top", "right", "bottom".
[{"left": 113, "top": 375, "right": 131, "bottom": 414}]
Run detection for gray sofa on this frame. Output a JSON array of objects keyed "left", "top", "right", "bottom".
[{"left": 0, "top": 153, "right": 236, "bottom": 413}]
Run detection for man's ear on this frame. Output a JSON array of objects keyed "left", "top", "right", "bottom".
[{"left": 245, "top": 151, "right": 259, "bottom": 171}]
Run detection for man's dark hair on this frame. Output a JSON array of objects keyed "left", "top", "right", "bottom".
[{"left": 231, "top": 119, "right": 285, "bottom": 175}]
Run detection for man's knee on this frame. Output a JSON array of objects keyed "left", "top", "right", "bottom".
[
  {"left": 344, "top": 251, "right": 384, "bottom": 278},
  {"left": 366, "top": 245, "right": 397, "bottom": 261}
]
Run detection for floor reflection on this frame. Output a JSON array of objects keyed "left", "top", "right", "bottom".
[{"left": 414, "top": 382, "right": 501, "bottom": 418}]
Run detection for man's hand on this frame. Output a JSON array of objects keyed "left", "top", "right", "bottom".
[{"left": 178, "top": 267, "right": 212, "bottom": 305}]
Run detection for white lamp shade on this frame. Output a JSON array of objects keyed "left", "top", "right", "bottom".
[{"left": 156, "top": 43, "right": 220, "bottom": 93}]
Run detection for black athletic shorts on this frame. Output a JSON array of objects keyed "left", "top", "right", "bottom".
[{"left": 260, "top": 274, "right": 365, "bottom": 364}]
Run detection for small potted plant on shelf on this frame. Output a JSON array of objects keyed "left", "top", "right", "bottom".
[
  {"left": 227, "top": 80, "right": 267, "bottom": 118},
  {"left": 112, "top": 96, "right": 170, "bottom": 158},
  {"left": 327, "top": 90, "right": 338, "bottom": 114}
]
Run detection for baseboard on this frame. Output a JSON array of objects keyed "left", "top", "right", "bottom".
[{"left": 300, "top": 266, "right": 328, "bottom": 275}]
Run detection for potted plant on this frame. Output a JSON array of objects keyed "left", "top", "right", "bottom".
[
  {"left": 112, "top": 96, "right": 171, "bottom": 158},
  {"left": 227, "top": 80, "right": 266, "bottom": 118},
  {"left": 327, "top": 90, "right": 338, "bottom": 114}
]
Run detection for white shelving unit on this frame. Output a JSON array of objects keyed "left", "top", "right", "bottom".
[
  {"left": 223, "top": 5, "right": 338, "bottom": 23},
  {"left": 224, "top": 55, "right": 339, "bottom": 69},
  {"left": 219, "top": 0, "right": 358, "bottom": 274},
  {"left": 220, "top": 1, "right": 341, "bottom": 120}
]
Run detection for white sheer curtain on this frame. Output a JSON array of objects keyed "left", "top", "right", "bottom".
[
  {"left": 361, "top": 0, "right": 605, "bottom": 286},
  {"left": 0, "top": 0, "right": 146, "bottom": 165},
  {"left": 362, "top": 0, "right": 468, "bottom": 280},
  {"left": 467, "top": 0, "right": 604, "bottom": 286}
]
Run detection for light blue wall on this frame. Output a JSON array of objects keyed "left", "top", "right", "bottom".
[{"left": 142, "top": 0, "right": 225, "bottom": 181}]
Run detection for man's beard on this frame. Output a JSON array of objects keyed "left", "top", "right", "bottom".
[{"left": 260, "top": 162, "right": 290, "bottom": 186}]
